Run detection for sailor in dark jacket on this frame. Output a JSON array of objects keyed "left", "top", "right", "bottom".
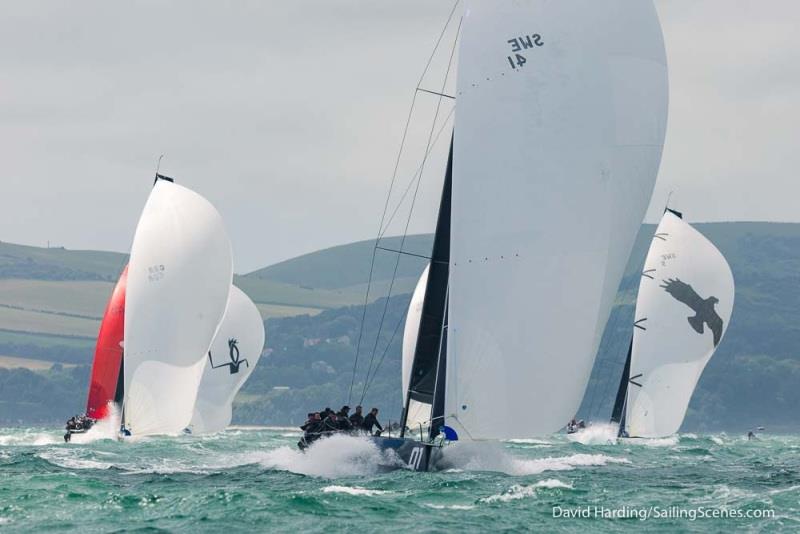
[
  {"left": 336, "top": 406, "right": 353, "bottom": 431},
  {"left": 349, "top": 405, "right": 364, "bottom": 429},
  {"left": 362, "top": 408, "right": 384, "bottom": 436}
]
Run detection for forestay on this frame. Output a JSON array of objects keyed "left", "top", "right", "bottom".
[
  {"left": 446, "top": 0, "right": 668, "bottom": 439},
  {"left": 625, "top": 212, "right": 734, "bottom": 438},
  {"left": 190, "top": 285, "right": 265, "bottom": 434},
  {"left": 123, "top": 180, "right": 233, "bottom": 436}
]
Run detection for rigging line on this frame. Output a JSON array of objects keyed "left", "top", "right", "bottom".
[
  {"left": 360, "top": 310, "right": 407, "bottom": 401},
  {"left": 593, "top": 278, "right": 638, "bottom": 420},
  {"left": 375, "top": 246, "right": 432, "bottom": 261},
  {"left": 416, "top": 87, "right": 456, "bottom": 100},
  {"left": 378, "top": 106, "right": 455, "bottom": 240},
  {"left": 360, "top": 17, "right": 462, "bottom": 403},
  {"left": 347, "top": 0, "right": 460, "bottom": 405}
]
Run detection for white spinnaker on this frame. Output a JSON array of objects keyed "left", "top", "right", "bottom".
[
  {"left": 402, "top": 265, "right": 430, "bottom": 431},
  {"left": 124, "top": 180, "right": 233, "bottom": 436},
  {"left": 446, "top": 0, "right": 668, "bottom": 439},
  {"left": 625, "top": 213, "right": 734, "bottom": 438},
  {"left": 190, "top": 285, "right": 265, "bottom": 434}
]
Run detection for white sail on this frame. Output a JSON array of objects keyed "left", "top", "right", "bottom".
[
  {"left": 624, "top": 212, "right": 734, "bottom": 438},
  {"left": 445, "top": 0, "right": 668, "bottom": 439},
  {"left": 124, "top": 180, "right": 233, "bottom": 436},
  {"left": 402, "top": 265, "right": 430, "bottom": 432},
  {"left": 190, "top": 285, "right": 265, "bottom": 434}
]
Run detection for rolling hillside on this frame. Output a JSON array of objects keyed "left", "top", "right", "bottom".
[{"left": 2, "top": 222, "right": 800, "bottom": 431}]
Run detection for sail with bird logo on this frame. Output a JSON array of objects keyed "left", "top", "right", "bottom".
[
  {"left": 85, "top": 266, "right": 128, "bottom": 421},
  {"left": 122, "top": 177, "right": 233, "bottom": 436},
  {"left": 618, "top": 210, "right": 734, "bottom": 438},
  {"left": 189, "top": 285, "right": 265, "bottom": 434}
]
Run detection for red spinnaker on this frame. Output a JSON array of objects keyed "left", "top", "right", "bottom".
[{"left": 85, "top": 266, "right": 128, "bottom": 420}]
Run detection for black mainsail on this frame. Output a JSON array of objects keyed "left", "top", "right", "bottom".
[{"left": 401, "top": 140, "right": 452, "bottom": 439}]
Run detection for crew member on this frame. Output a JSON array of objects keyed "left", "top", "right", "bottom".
[
  {"left": 349, "top": 406, "right": 364, "bottom": 429},
  {"left": 362, "top": 408, "right": 384, "bottom": 436},
  {"left": 336, "top": 406, "right": 353, "bottom": 431}
]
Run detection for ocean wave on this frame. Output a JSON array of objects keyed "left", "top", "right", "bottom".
[
  {"left": 480, "top": 479, "right": 574, "bottom": 504},
  {"left": 424, "top": 503, "right": 476, "bottom": 510},
  {"left": 505, "top": 438, "right": 552, "bottom": 445},
  {"left": 0, "top": 432, "right": 60, "bottom": 447},
  {"left": 567, "top": 423, "right": 619, "bottom": 445},
  {"left": 620, "top": 435, "right": 679, "bottom": 447},
  {"left": 321, "top": 485, "right": 389, "bottom": 496},
  {"left": 441, "top": 440, "right": 629, "bottom": 475},
  {"left": 254, "top": 434, "right": 402, "bottom": 478},
  {"left": 37, "top": 450, "right": 114, "bottom": 470}
]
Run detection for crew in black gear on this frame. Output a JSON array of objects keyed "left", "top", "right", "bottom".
[
  {"left": 336, "top": 406, "right": 353, "bottom": 431},
  {"left": 349, "top": 406, "right": 364, "bottom": 429},
  {"left": 362, "top": 408, "right": 384, "bottom": 436}
]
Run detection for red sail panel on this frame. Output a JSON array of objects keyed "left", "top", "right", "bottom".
[{"left": 85, "top": 266, "right": 128, "bottom": 420}]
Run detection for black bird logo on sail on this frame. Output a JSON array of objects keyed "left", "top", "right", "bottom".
[
  {"left": 208, "top": 338, "right": 249, "bottom": 374},
  {"left": 660, "top": 278, "right": 723, "bottom": 347}
]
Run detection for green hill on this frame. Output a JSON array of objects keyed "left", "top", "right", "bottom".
[{"left": 2, "top": 222, "right": 800, "bottom": 431}]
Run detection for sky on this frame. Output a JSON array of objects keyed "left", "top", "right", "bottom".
[{"left": 1, "top": 1, "right": 798, "bottom": 273}]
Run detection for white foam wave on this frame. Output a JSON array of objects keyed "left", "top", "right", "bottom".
[
  {"left": 480, "top": 479, "right": 574, "bottom": 504},
  {"left": 620, "top": 435, "right": 679, "bottom": 448},
  {"left": 567, "top": 423, "right": 619, "bottom": 445},
  {"left": 37, "top": 450, "right": 113, "bottom": 470},
  {"left": 441, "top": 441, "right": 628, "bottom": 475},
  {"left": 0, "top": 432, "right": 60, "bottom": 446},
  {"left": 505, "top": 438, "right": 552, "bottom": 445},
  {"left": 321, "top": 485, "right": 389, "bottom": 496},
  {"left": 424, "top": 503, "right": 476, "bottom": 510},
  {"left": 254, "top": 434, "right": 401, "bottom": 478},
  {"left": 68, "top": 405, "right": 122, "bottom": 445},
  {"left": 710, "top": 436, "right": 725, "bottom": 446}
]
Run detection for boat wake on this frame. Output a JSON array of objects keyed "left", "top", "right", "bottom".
[
  {"left": 567, "top": 423, "right": 619, "bottom": 445},
  {"left": 440, "top": 440, "right": 629, "bottom": 475},
  {"left": 254, "top": 434, "right": 402, "bottom": 478},
  {"left": 69, "top": 404, "right": 121, "bottom": 444}
]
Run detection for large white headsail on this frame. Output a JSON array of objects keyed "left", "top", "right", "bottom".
[
  {"left": 446, "top": 0, "right": 668, "bottom": 439},
  {"left": 402, "top": 265, "right": 430, "bottom": 432},
  {"left": 190, "top": 285, "right": 265, "bottom": 434},
  {"left": 124, "top": 179, "right": 233, "bottom": 436},
  {"left": 624, "top": 212, "right": 734, "bottom": 438}
]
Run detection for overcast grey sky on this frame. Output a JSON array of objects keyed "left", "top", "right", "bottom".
[{"left": 1, "top": 1, "right": 798, "bottom": 272}]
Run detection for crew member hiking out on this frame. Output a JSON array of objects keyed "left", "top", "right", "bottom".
[{"left": 362, "top": 408, "right": 383, "bottom": 436}]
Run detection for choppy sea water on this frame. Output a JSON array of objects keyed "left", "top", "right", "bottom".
[{"left": 1, "top": 424, "right": 798, "bottom": 532}]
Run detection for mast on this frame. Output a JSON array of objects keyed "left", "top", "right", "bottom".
[{"left": 400, "top": 138, "right": 453, "bottom": 437}]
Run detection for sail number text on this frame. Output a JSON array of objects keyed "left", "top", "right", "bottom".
[{"left": 506, "top": 34, "right": 543, "bottom": 70}]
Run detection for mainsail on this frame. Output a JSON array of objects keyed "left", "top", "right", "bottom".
[
  {"left": 189, "top": 285, "right": 265, "bottom": 434},
  {"left": 123, "top": 178, "right": 233, "bottom": 436},
  {"left": 402, "top": 264, "right": 431, "bottom": 433},
  {"left": 441, "top": 0, "right": 668, "bottom": 439},
  {"left": 86, "top": 266, "right": 128, "bottom": 420},
  {"left": 622, "top": 211, "right": 734, "bottom": 438}
]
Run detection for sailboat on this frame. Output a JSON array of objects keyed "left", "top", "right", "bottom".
[
  {"left": 611, "top": 209, "right": 734, "bottom": 439},
  {"left": 121, "top": 175, "right": 233, "bottom": 437},
  {"left": 188, "top": 285, "right": 265, "bottom": 435},
  {"left": 371, "top": 0, "right": 669, "bottom": 470},
  {"left": 85, "top": 266, "right": 128, "bottom": 422}
]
